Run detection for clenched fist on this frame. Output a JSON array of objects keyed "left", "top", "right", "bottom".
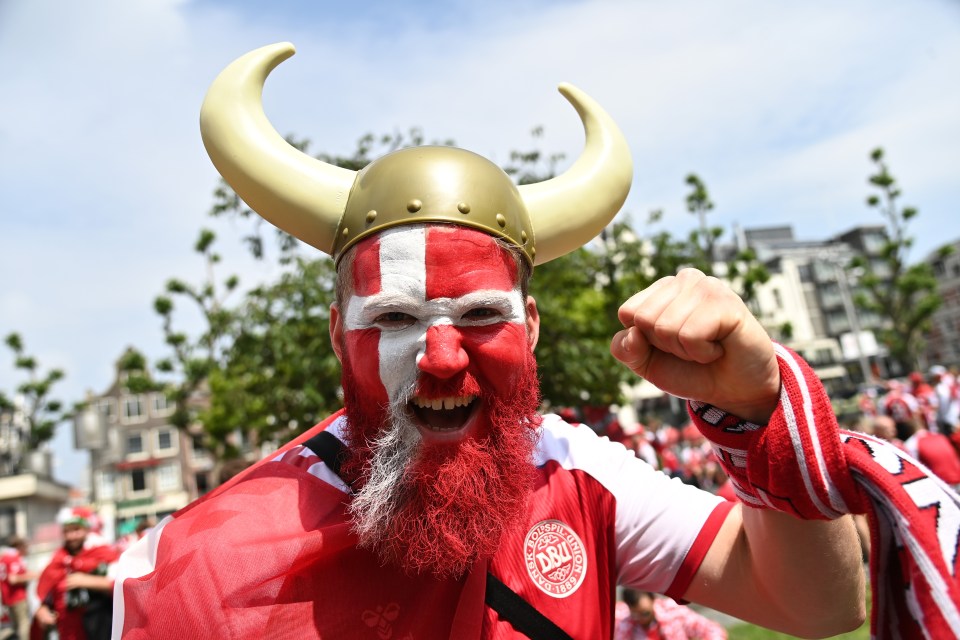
[{"left": 610, "top": 268, "right": 780, "bottom": 424}]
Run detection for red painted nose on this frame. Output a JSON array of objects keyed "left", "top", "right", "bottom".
[{"left": 418, "top": 325, "right": 469, "bottom": 379}]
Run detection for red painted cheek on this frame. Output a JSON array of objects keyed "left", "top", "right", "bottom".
[
  {"left": 344, "top": 328, "right": 389, "bottom": 406},
  {"left": 461, "top": 323, "right": 531, "bottom": 395}
]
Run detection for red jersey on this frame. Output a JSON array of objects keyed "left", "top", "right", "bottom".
[
  {"left": 114, "top": 413, "right": 731, "bottom": 639},
  {"left": 0, "top": 547, "right": 28, "bottom": 605},
  {"left": 36, "top": 536, "right": 120, "bottom": 640},
  {"left": 905, "top": 430, "right": 960, "bottom": 485}
]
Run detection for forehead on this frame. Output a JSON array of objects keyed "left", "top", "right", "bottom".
[{"left": 351, "top": 225, "right": 518, "bottom": 299}]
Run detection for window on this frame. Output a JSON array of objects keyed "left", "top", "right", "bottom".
[
  {"left": 156, "top": 462, "right": 181, "bottom": 492},
  {"left": 98, "top": 399, "right": 116, "bottom": 423},
  {"left": 122, "top": 395, "right": 146, "bottom": 423},
  {"left": 152, "top": 393, "right": 174, "bottom": 417},
  {"left": 97, "top": 470, "right": 116, "bottom": 500},
  {"left": 131, "top": 468, "right": 147, "bottom": 493},
  {"left": 156, "top": 429, "right": 175, "bottom": 452},
  {"left": 126, "top": 433, "right": 144, "bottom": 455},
  {"left": 191, "top": 435, "right": 209, "bottom": 462},
  {"left": 772, "top": 289, "right": 783, "bottom": 310},
  {"left": 196, "top": 472, "right": 210, "bottom": 495}
]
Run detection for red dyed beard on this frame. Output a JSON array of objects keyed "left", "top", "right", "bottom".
[{"left": 340, "top": 351, "right": 542, "bottom": 579}]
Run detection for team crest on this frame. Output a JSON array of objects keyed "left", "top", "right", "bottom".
[{"left": 524, "top": 519, "right": 587, "bottom": 598}]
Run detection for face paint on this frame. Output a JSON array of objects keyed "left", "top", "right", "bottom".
[
  {"left": 341, "top": 224, "right": 530, "bottom": 443},
  {"left": 338, "top": 224, "right": 542, "bottom": 577}
]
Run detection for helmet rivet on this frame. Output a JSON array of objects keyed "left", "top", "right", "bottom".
[
  {"left": 531, "top": 246, "right": 536, "bottom": 258},
  {"left": 341, "top": 227, "right": 349, "bottom": 237},
  {"left": 521, "top": 230, "right": 528, "bottom": 243},
  {"left": 496, "top": 213, "right": 506, "bottom": 228},
  {"left": 407, "top": 199, "right": 422, "bottom": 213},
  {"left": 457, "top": 202, "right": 470, "bottom": 214},
  {"left": 365, "top": 210, "right": 377, "bottom": 223}
]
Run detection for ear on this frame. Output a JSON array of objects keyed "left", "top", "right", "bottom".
[
  {"left": 329, "top": 303, "right": 344, "bottom": 363},
  {"left": 525, "top": 296, "right": 540, "bottom": 351}
]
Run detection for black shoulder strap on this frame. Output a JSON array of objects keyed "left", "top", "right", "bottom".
[
  {"left": 302, "top": 430, "right": 353, "bottom": 487},
  {"left": 484, "top": 573, "right": 574, "bottom": 640}
]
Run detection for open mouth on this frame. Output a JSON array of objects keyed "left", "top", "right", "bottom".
[{"left": 410, "top": 395, "right": 477, "bottom": 432}]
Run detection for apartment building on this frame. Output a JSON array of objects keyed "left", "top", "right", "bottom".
[
  {"left": 74, "top": 350, "right": 215, "bottom": 533},
  {"left": 924, "top": 239, "right": 960, "bottom": 369}
]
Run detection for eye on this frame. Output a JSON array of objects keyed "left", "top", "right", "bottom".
[
  {"left": 462, "top": 307, "right": 502, "bottom": 321},
  {"left": 374, "top": 311, "right": 416, "bottom": 329}
]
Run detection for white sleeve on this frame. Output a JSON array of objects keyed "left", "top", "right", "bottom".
[{"left": 537, "top": 415, "right": 727, "bottom": 593}]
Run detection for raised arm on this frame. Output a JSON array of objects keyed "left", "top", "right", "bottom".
[{"left": 610, "top": 268, "right": 865, "bottom": 637}]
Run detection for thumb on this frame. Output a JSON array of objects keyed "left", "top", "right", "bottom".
[{"left": 610, "top": 327, "right": 651, "bottom": 375}]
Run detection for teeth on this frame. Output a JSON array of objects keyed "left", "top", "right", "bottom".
[{"left": 412, "top": 395, "right": 475, "bottom": 410}]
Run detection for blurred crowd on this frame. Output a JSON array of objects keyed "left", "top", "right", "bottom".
[
  {"left": 1, "top": 509, "right": 154, "bottom": 640},
  {"left": 850, "top": 364, "right": 960, "bottom": 490}
]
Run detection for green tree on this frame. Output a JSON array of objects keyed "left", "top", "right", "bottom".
[
  {"left": 0, "top": 333, "right": 68, "bottom": 474},
  {"left": 851, "top": 147, "right": 948, "bottom": 372},
  {"left": 201, "top": 255, "right": 342, "bottom": 452},
  {"left": 149, "top": 228, "right": 242, "bottom": 459}
]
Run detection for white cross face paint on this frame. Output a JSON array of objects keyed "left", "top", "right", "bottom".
[
  {"left": 344, "top": 226, "right": 526, "bottom": 404},
  {"left": 341, "top": 225, "right": 532, "bottom": 442}
]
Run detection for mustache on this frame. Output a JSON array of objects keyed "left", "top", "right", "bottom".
[{"left": 414, "top": 372, "right": 482, "bottom": 399}]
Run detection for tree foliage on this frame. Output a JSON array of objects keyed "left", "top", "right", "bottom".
[
  {"left": 851, "top": 147, "right": 947, "bottom": 372},
  {"left": 0, "top": 333, "right": 68, "bottom": 474}
]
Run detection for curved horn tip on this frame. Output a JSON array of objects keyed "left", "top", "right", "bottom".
[
  {"left": 252, "top": 41, "right": 297, "bottom": 62},
  {"left": 556, "top": 82, "right": 585, "bottom": 102}
]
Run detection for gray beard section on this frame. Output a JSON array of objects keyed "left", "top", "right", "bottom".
[{"left": 347, "top": 384, "right": 420, "bottom": 548}]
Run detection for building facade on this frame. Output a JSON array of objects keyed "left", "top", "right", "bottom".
[
  {"left": 742, "top": 224, "right": 893, "bottom": 391},
  {"left": 924, "top": 239, "right": 960, "bottom": 369},
  {"left": 0, "top": 396, "right": 71, "bottom": 542},
  {"left": 75, "top": 350, "right": 216, "bottom": 534}
]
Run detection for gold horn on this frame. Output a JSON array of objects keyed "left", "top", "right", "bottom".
[
  {"left": 199, "top": 42, "right": 355, "bottom": 256},
  {"left": 519, "top": 83, "right": 633, "bottom": 265}
]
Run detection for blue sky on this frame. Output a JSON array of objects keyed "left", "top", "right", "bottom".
[{"left": 1, "top": 0, "right": 958, "bottom": 488}]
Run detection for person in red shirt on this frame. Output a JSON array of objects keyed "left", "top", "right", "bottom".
[
  {"left": 34, "top": 509, "right": 119, "bottom": 640},
  {"left": 614, "top": 588, "right": 727, "bottom": 640},
  {"left": 1, "top": 535, "right": 37, "bottom": 640},
  {"left": 904, "top": 426, "right": 960, "bottom": 489},
  {"left": 909, "top": 371, "right": 940, "bottom": 432}
]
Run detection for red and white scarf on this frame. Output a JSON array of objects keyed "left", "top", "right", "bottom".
[{"left": 690, "top": 344, "right": 960, "bottom": 639}]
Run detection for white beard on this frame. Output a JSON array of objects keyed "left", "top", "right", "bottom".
[{"left": 347, "top": 384, "right": 420, "bottom": 547}]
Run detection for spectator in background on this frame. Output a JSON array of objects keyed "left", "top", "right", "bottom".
[
  {"left": 931, "top": 365, "right": 959, "bottom": 436},
  {"left": 871, "top": 415, "right": 907, "bottom": 452},
  {"left": 615, "top": 587, "right": 727, "bottom": 640},
  {"left": 1, "top": 535, "right": 37, "bottom": 640},
  {"left": 903, "top": 421, "right": 960, "bottom": 491},
  {"left": 34, "top": 508, "right": 120, "bottom": 640},
  {"left": 880, "top": 380, "right": 921, "bottom": 442},
  {"left": 908, "top": 371, "right": 940, "bottom": 433}
]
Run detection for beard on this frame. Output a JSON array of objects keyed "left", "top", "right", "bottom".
[{"left": 339, "top": 352, "right": 542, "bottom": 579}]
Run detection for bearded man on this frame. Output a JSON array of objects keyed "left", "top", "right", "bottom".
[{"left": 112, "top": 43, "right": 960, "bottom": 640}]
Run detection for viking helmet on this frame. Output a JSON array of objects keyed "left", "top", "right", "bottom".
[{"left": 200, "top": 43, "right": 632, "bottom": 266}]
